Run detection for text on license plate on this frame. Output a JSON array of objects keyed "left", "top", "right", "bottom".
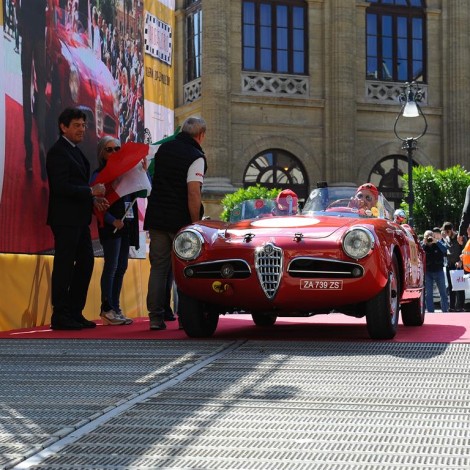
[{"left": 300, "top": 280, "right": 343, "bottom": 290}]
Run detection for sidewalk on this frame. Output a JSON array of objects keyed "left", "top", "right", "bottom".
[{"left": 1, "top": 336, "right": 470, "bottom": 469}]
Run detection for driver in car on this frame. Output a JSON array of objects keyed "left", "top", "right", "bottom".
[{"left": 349, "top": 183, "right": 379, "bottom": 215}]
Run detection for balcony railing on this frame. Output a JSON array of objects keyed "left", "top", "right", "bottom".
[
  {"left": 183, "top": 78, "right": 202, "bottom": 104},
  {"left": 241, "top": 71, "right": 308, "bottom": 96},
  {"left": 366, "top": 80, "right": 428, "bottom": 105}
]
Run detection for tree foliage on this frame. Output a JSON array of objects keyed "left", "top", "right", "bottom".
[
  {"left": 220, "top": 185, "right": 281, "bottom": 222},
  {"left": 401, "top": 165, "right": 470, "bottom": 234}
]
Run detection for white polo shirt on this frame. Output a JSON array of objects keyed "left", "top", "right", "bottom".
[{"left": 187, "top": 157, "right": 205, "bottom": 184}]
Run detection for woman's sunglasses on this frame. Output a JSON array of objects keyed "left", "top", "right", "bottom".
[{"left": 105, "top": 146, "right": 121, "bottom": 153}]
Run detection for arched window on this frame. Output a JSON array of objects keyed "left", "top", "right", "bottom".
[
  {"left": 243, "top": 149, "right": 309, "bottom": 200},
  {"left": 366, "top": 0, "right": 426, "bottom": 82},
  {"left": 368, "top": 155, "right": 417, "bottom": 208}
]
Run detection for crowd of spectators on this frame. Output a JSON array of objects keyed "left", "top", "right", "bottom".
[{"left": 63, "top": 1, "right": 146, "bottom": 144}]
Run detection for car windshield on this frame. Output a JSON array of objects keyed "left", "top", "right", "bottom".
[
  {"left": 229, "top": 198, "right": 298, "bottom": 222},
  {"left": 301, "top": 186, "right": 394, "bottom": 220},
  {"left": 228, "top": 187, "right": 395, "bottom": 222}
]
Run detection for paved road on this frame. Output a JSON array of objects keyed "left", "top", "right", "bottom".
[{"left": 1, "top": 339, "right": 469, "bottom": 469}]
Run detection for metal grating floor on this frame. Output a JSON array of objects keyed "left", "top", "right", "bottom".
[{"left": 1, "top": 340, "right": 469, "bottom": 469}]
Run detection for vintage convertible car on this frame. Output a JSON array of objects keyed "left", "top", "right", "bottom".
[
  {"left": 172, "top": 185, "right": 426, "bottom": 339},
  {"left": 45, "top": 7, "right": 119, "bottom": 169}
]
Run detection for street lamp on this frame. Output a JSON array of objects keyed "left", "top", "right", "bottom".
[{"left": 393, "top": 81, "right": 428, "bottom": 227}]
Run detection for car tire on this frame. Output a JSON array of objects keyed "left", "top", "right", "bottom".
[
  {"left": 251, "top": 313, "right": 277, "bottom": 327},
  {"left": 401, "top": 288, "right": 425, "bottom": 326},
  {"left": 365, "top": 254, "right": 400, "bottom": 339},
  {"left": 178, "top": 291, "right": 219, "bottom": 338}
]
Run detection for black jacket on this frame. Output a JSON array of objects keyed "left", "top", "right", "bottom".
[
  {"left": 46, "top": 137, "right": 94, "bottom": 227},
  {"left": 144, "top": 132, "right": 207, "bottom": 233},
  {"left": 422, "top": 239, "right": 447, "bottom": 273},
  {"left": 443, "top": 233, "right": 464, "bottom": 268}
]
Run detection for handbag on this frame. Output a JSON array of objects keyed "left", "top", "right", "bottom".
[{"left": 449, "top": 269, "right": 469, "bottom": 291}]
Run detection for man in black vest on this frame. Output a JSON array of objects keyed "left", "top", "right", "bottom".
[
  {"left": 46, "top": 108, "right": 109, "bottom": 330},
  {"left": 144, "top": 117, "right": 207, "bottom": 330}
]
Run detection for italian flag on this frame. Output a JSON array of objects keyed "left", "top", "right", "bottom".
[
  {"left": 93, "top": 142, "right": 156, "bottom": 207},
  {"left": 92, "top": 129, "right": 180, "bottom": 226}
]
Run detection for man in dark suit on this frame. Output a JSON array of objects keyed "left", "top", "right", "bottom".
[{"left": 46, "top": 108, "right": 109, "bottom": 330}]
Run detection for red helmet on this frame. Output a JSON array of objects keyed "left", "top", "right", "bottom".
[{"left": 276, "top": 189, "right": 298, "bottom": 212}]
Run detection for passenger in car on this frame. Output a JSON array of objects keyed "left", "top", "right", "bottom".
[{"left": 274, "top": 189, "right": 299, "bottom": 216}]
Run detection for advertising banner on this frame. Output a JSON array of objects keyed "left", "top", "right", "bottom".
[
  {"left": 143, "top": 0, "right": 174, "bottom": 147},
  {"left": 0, "top": 0, "right": 174, "bottom": 255}
]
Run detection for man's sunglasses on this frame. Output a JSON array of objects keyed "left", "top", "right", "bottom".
[
  {"left": 356, "top": 193, "right": 373, "bottom": 202},
  {"left": 105, "top": 146, "right": 121, "bottom": 153}
]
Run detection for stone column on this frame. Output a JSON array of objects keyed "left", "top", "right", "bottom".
[
  {"left": 324, "top": 0, "right": 357, "bottom": 182},
  {"left": 200, "top": 0, "right": 235, "bottom": 197},
  {"left": 442, "top": 1, "right": 470, "bottom": 166}
]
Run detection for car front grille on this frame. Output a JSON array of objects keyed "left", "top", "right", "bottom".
[
  {"left": 255, "top": 243, "right": 283, "bottom": 300},
  {"left": 288, "top": 257, "right": 364, "bottom": 278},
  {"left": 183, "top": 260, "right": 251, "bottom": 279}
]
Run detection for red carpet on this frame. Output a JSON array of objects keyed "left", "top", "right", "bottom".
[
  {"left": 1, "top": 313, "right": 469, "bottom": 343},
  {"left": 0, "top": 95, "right": 53, "bottom": 253}
]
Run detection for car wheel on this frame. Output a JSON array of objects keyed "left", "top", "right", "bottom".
[
  {"left": 178, "top": 291, "right": 219, "bottom": 338},
  {"left": 401, "top": 288, "right": 425, "bottom": 326},
  {"left": 251, "top": 313, "right": 277, "bottom": 327},
  {"left": 365, "top": 254, "right": 400, "bottom": 339}
]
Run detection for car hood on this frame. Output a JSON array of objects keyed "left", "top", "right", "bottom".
[
  {"left": 59, "top": 33, "right": 116, "bottom": 92},
  {"left": 201, "top": 215, "right": 357, "bottom": 241}
]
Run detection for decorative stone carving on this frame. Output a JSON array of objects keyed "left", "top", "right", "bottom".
[
  {"left": 366, "top": 80, "right": 428, "bottom": 105},
  {"left": 241, "top": 72, "right": 309, "bottom": 96},
  {"left": 183, "top": 78, "right": 202, "bottom": 104}
]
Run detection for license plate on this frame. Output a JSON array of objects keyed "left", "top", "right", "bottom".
[{"left": 300, "top": 280, "right": 343, "bottom": 290}]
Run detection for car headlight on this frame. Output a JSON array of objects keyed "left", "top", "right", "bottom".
[
  {"left": 342, "top": 228, "right": 374, "bottom": 260},
  {"left": 173, "top": 229, "right": 204, "bottom": 260}
]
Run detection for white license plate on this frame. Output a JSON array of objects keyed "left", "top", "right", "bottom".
[{"left": 300, "top": 280, "right": 343, "bottom": 290}]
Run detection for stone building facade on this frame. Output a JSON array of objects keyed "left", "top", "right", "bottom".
[{"left": 173, "top": 0, "right": 470, "bottom": 217}]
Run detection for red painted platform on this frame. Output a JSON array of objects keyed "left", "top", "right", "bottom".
[{"left": 1, "top": 312, "right": 469, "bottom": 343}]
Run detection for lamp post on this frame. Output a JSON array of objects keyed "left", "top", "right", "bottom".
[{"left": 393, "top": 81, "right": 428, "bottom": 228}]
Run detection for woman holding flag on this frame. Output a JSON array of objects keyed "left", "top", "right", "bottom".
[{"left": 91, "top": 136, "right": 142, "bottom": 325}]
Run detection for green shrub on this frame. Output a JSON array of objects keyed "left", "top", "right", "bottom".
[
  {"left": 401, "top": 164, "right": 470, "bottom": 234},
  {"left": 220, "top": 185, "right": 281, "bottom": 222}
]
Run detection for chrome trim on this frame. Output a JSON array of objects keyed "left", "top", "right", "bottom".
[
  {"left": 173, "top": 229, "right": 205, "bottom": 261},
  {"left": 255, "top": 243, "right": 283, "bottom": 300},
  {"left": 183, "top": 259, "right": 251, "bottom": 279},
  {"left": 342, "top": 227, "right": 375, "bottom": 260}
]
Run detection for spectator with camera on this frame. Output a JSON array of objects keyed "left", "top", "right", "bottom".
[
  {"left": 422, "top": 229, "right": 449, "bottom": 313},
  {"left": 441, "top": 222, "right": 465, "bottom": 312}
]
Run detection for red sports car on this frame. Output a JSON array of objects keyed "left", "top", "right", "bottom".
[
  {"left": 45, "top": 7, "right": 119, "bottom": 169},
  {"left": 173, "top": 186, "right": 425, "bottom": 339}
]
